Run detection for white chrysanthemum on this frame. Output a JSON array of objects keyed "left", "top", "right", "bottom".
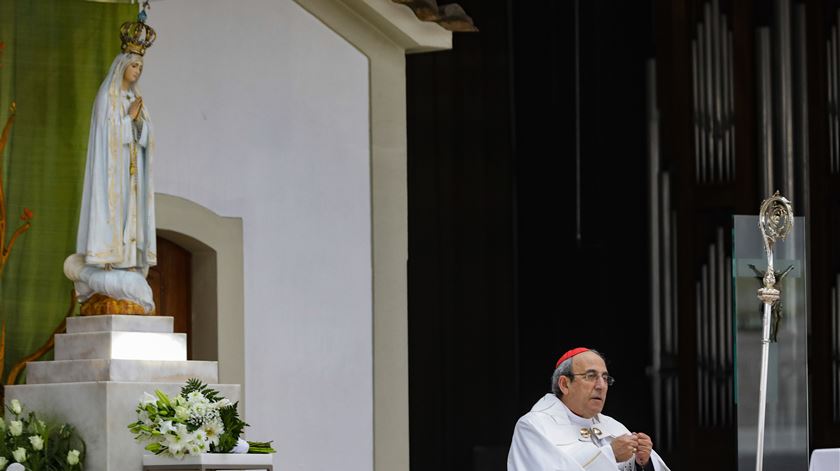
[
  {"left": 67, "top": 450, "right": 80, "bottom": 466},
  {"left": 193, "top": 429, "right": 208, "bottom": 452},
  {"left": 0, "top": 456, "right": 7, "bottom": 469},
  {"left": 8, "top": 421, "right": 22, "bottom": 437},
  {"left": 186, "top": 391, "right": 204, "bottom": 403},
  {"left": 10, "top": 400, "right": 21, "bottom": 415},
  {"left": 185, "top": 429, "right": 207, "bottom": 456},
  {"left": 203, "top": 419, "right": 223, "bottom": 446}
]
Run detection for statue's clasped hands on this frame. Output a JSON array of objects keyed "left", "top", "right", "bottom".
[{"left": 129, "top": 97, "right": 143, "bottom": 120}]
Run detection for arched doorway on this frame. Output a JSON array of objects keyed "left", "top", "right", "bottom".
[{"left": 154, "top": 193, "right": 244, "bottom": 391}]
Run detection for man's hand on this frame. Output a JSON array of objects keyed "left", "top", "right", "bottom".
[
  {"left": 634, "top": 432, "right": 653, "bottom": 467},
  {"left": 129, "top": 97, "right": 143, "bottom": 120},
  {"left": 611, "top": 433, "right": 639, "bottom": 462}
]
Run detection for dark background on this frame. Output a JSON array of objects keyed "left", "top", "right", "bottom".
[{"left": 406, "top": 0, "right": 840, "bottom": 470}]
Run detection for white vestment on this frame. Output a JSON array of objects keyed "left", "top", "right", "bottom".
[{"left": 508, "top": 394, "right": 671, "bottom": 471}]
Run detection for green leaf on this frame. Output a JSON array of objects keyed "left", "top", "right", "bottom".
[
  {"left": 180, "top": 378, "right": 204, "bottom": 396},
  {"left": 212, "top": 402, "right": 247, "bottom": 453},
  {"left": 180, "top": 378, "right": 222, "bottom": 402}
]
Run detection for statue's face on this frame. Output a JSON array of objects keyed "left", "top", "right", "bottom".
[{"left": 123, "top": 60, "right": 143, "bottom": 85}]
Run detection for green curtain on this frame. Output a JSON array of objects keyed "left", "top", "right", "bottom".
[{"left": 0, "top": 0, "right": 135, "bottom": 379}]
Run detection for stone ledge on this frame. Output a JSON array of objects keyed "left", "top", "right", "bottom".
[
  {"left": 26, "top": 359, "right": 218, "bottom": 384},
  {"left": 67, "top": 315, "right": 175, "bottom": 334},
  {"left": 55, "top": 331, "right": 187, "bottom": 361}
]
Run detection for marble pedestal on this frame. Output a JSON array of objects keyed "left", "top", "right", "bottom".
[
  {"left": 5, "top": 382, "right": 240, "bottom": 471},
  {"left": 5, "top": 315, "right": 237, "bottom": 471}
]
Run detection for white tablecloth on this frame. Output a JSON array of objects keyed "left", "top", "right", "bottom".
[{"left": 810, "top": 449, "right": 840, "bottom": 471}]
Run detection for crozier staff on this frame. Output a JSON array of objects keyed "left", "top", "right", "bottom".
[{"left": 508, "top": 348, "right": 671, "bottom": 471}]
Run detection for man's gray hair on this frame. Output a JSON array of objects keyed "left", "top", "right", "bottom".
[{"left": 550, "top": 349, "right": 604, "bottom": 398}]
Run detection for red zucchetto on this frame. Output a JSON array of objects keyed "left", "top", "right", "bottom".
[{"left": 555, "top": 347, "right": 590, "bottom": 368}]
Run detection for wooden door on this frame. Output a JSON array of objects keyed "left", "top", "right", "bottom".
[{"left": 148, "top": 237, "right": 192, "bottom": 359}]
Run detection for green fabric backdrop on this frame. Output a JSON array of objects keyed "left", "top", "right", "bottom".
[{"left": 0, "top": 0, "right": 135, "bottom": 380}]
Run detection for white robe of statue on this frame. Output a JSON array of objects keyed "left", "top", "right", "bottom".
[{"left": 66, "top": 52, "right": 156, "bottom": 313}]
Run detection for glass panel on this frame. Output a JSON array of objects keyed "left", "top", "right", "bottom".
[{"left": 733, "top": 215, "right": 808, "bottom": 471}]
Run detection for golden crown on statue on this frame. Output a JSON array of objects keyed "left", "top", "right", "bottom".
[{"left": 120, "top": 18, "right": 156, "bottom": 56}]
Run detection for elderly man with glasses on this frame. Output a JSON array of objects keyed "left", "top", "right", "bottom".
[{"left": 508, "top": 348, "right": 670, "bottom": 471}]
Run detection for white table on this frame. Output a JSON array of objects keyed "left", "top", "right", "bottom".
[
  {"left": 142, "top": 453, "right": 274, "bottom": 471},
  {"left": 809, "top": 449, "right": 840, "bottom": 471}
]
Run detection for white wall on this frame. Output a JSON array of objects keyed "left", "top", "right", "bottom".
[{"left": 142, "top": 1, "right": 372, "bottom": 470}]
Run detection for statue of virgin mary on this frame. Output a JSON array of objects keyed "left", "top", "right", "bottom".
[{"left": 65, "top": 17, "right": 158, "bottom": 315}]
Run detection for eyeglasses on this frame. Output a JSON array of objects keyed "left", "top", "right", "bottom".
[{"left": 568, "top": 372, "right": 615, "bottom": 386}]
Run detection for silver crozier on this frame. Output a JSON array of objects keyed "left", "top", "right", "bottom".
[{"left": 754, "top": 192, "right": 793, "bottom": 471}]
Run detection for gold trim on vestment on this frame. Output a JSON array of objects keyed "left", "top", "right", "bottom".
[{"left": 581, "top": 451, "right": 601, "bottom": 468}]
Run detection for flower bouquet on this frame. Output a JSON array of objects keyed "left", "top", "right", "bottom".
[
  {"left": 0, "top": 399, "right": 85, "bottom": 471},
  {"left": 128, "top": 379, "right": 274, "bottom": 458}
]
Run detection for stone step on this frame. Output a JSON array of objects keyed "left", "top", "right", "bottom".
[
  {"left": 26, "top": 359, "right": 218, "bottom": 384},
  {"left": 55, "top": 331, "right": 187, "bottom": 361},
  {"left": 66, "top": 315, "right": 174, "bottom": 334}
]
